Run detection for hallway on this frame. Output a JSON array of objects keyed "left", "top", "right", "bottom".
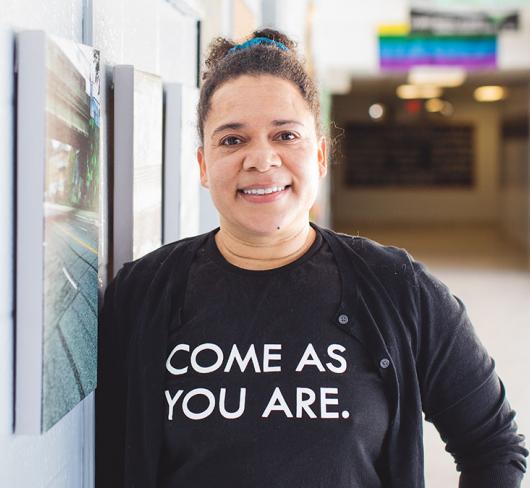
[{"left": 339, "top": 223, "right": 530, "bottom": 487}]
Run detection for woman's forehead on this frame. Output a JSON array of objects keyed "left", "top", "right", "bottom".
[
  {"left": 214, "top": 74, "right": 299, "bottom": 96},
  {"left": 206, "top": 75, "right": 312, "bottom": 127}
]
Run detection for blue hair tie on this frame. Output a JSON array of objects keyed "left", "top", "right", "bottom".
[{"left": 227, "top": 37, "right": 288, "bottom": 54}]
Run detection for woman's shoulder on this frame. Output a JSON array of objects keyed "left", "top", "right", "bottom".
[
  {"left": 317, "top": 225, "right": 416, "bottom": 277},
  {"left": 319, "top": 227, "right": 455, "bottom": 310}
]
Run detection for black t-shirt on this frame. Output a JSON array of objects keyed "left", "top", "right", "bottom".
[{"left": 159, "top": 228, "right": 390, "bottom": 487}]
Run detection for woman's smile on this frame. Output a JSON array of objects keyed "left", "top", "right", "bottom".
[{"left": 237, "top": 184, "right": 292, "bottom": 203}]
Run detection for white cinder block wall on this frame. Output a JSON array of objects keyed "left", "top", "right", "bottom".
[{"left": 0, "top": 0, "right": 200, "bottom": 486}]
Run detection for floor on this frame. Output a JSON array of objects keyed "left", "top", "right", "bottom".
[{"left": 339, "top": 223, "right": 530, "bottom": 488}]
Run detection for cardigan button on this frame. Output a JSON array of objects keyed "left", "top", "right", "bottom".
[
  {"left": 338, "top": 314, "right": 349, "bottom": 325},
  {"left": 379, "top": 358, "right": 390, "bottom": 369}
]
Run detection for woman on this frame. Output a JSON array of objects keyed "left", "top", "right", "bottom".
[{"left": 96, "top": 29, "right": 528, "bottom": 487}]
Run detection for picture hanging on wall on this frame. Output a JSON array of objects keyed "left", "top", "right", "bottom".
[
  {"left": 16, "top": 31, "right": 101, "bottom": 433},
  {"left": 113, "top": 65, "right": 163, "bottom": 276},
  {"left": 163, "top": 83, "right": 202, "bottom": 243}
]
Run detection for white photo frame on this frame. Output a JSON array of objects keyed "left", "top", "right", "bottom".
[
  {"left": 16, "top": 31, "right": 102, "bottom": 433},
  {"left": 113, "top": 65, "right": 163, "bottom": 273},
  {"left": 163, "top": 83, "right": 207, "bottom": 242}
]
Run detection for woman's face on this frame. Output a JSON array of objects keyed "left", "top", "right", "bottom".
[{"left": 197, "top": 74, "right": 327, "bottom": 238}]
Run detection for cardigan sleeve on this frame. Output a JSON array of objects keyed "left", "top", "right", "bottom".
[
  {"left": 410, "top": 258, "right": 528, "bottom": 487},
  {"left": 95, "top": 265, "right": 130, "bottom": 488}
]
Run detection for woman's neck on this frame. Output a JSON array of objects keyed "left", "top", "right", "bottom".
[{"left": 215, "top": 222, "right": 316, "bottom": 270}]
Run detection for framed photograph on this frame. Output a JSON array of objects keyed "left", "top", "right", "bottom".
[
  {"left": 16, "top": 31, "right": 101, "bottom": 433},
  {"left": 113, "top": 65, "right": 163, "bottom": 274},
  {"left": 163, "top": 83, "right": 207, "bottom": 243}
]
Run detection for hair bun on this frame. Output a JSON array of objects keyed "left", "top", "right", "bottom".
[
  {"left": 203, "top": 29, "right": 298, "bottom": 80},
  {"left": 250, "top": 29, "right": 298, "bottom": 52}
]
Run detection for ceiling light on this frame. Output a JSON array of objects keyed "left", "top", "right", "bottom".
[
  {"left": 425, "top": 98, "right": 445, "bottom": 112},
  {"left": 425, "top": 98, "right": 454, "bottom": 116},
  {"left": 474, "top": 86, "right": 507, "bottom": 102},
  {"left": 440, "top": 101, "right": 454, "bottom": 116},
  {"left": 397, "top": 84, "right": 443, "bottom": 99},
  {"left": 409, "top": 66, "right": 466, "bottom": 88},
  {"left": 368, "top": 103, "right": 385, "bottom": 119}
]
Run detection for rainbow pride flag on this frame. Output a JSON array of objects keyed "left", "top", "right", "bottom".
[{"left": 378, "top": 24, "right": 497, "bottom": 70}]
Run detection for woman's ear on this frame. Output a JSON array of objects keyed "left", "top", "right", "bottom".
[
  {"left": 317, "top": 135, "right": 328, "bottom": 178},
  {"left": 197, "top": 146, "right": 209, "bottom": 188}
]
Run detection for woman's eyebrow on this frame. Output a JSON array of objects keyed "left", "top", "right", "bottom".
[
  {"left": 272, "top": 119, "right": 304, "bottom": 127},
  {"left": 211, "top": 119, "right": 304, "bottom": 139},
  {"left": 211, "top": 122, "right": 244, "bottom": 138}
]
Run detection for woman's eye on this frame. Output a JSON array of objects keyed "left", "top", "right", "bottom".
[
  {"left": 277, "top": 131, "right": 297, "bottom": 141},
  {"left": 221, "top": 136, "right": 242, "bottom": 146}
]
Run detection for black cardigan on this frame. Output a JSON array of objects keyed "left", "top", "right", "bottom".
[{"left": 96, "top": 224, "right": 528, "bottom": 487}]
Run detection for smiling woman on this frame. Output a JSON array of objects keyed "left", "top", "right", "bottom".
[
  {"left": 195, "top": 31, "right": 327, "bottom": 269},
  {"left": 96, "top": 29, "right": 528, "bottom": 488}
]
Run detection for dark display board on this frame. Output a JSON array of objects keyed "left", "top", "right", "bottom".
[{"left": 344, "top": 123, "right": 474, "bottom": 187}]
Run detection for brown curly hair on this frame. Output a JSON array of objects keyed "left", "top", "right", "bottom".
[{"left": 197, "top": 28, "right": 322, "bottom": 143}]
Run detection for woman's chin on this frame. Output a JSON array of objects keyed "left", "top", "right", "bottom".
[
  {"left": 227, "top": 215, "right": 302, "bottom": 238},
  {"left": 245, "top": 220, "right": 290, "bottom": 236}
]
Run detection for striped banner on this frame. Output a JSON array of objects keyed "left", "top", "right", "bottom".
[{"left": 378, "top": 25, "right": 497, "bottom": 70}]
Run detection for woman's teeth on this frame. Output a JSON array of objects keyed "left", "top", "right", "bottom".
[{"left": 241, "top": 185, "right": 286, "bottom": 195}]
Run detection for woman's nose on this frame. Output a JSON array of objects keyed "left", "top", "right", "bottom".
[{"left": 242, "top": 143, "right": 282, "bottom": 172}]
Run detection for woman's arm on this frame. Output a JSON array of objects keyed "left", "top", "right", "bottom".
[{"left": 411, "top": 258, "right": 528, "bottom": 487}]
